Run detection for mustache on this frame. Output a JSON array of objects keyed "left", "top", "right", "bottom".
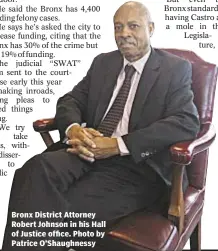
[{"left": 117, "top": 38, "right": 136, "bottom": 46}]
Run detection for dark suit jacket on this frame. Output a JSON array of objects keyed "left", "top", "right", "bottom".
[{"left": 54, "top": 48, "right": 200, "bottom": 189}]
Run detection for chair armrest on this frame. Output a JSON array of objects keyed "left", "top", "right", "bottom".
[
  {"left": 33, "top": 118, "right": 57, "bottom": 132},
  {"left": 33, "top": 118, "right": 57, "bottom": 147},
  {"left": 168, "top": 122, "right": 215, "bottom": 235},
  {"left": 170, "top": 122, "right": 216, "bottom": 165}
]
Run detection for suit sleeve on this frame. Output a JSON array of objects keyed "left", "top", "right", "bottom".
[
  {"left": 54, "top": 57, "right": 96, "bottom": 140},
  {"left": 122, "top": 60, "right": 200, "bottom": 164}
]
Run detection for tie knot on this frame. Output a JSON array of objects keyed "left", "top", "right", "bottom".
[{"left": 124, "top": 65, "right": 136, "bottom": 80}]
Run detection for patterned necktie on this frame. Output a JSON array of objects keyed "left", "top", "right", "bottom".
[{"left": 97, "top": 65, "right": 136, "bottom": 137}]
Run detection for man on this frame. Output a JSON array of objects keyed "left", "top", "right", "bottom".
[{"left": 2, "top": 1, "right": 200, "bottom": 251}]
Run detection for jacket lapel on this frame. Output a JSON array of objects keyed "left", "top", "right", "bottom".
[
  {"left": 129, "top": 49, "right": 161, "bottom": 132},
  {"left": 93, "top": 51, "right": 123, "bottom": 128}
]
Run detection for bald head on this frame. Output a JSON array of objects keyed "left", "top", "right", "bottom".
[
  {"left": 113, "top": 1, "right": 154, "bottom": 62},
  {"left": 114, "top": 1, "right": 152, "bottom": 25}
]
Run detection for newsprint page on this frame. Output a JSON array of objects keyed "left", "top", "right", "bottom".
[{"left": 0, "top": 0, "right": 218, "bottom": 250}]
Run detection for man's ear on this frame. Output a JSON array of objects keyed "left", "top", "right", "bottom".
[{"left": 149, "top": 22, "right": 155, "bottom": 37}]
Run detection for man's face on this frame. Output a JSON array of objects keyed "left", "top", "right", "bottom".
[{"left": 114, "top": 5, "right": 154, "bottom": 62}]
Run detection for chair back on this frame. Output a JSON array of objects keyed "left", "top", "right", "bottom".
[{"left": 162, "top": 49, "right": 217, "bottom": 189}]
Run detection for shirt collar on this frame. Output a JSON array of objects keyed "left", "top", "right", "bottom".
[{"left": 123, "top": 47, "right": 151, "bottom": 74}]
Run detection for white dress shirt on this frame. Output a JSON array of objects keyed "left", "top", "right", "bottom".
[{"left": 66, "top": 49, "right": 151, "bottom": 155}]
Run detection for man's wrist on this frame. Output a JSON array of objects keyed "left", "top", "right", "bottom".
[
  {"left": 111, "top": 138, "right": 120, "bottom": 156},
  {"left": 66, "top": 124, "right": 81, "bottom": 139}
]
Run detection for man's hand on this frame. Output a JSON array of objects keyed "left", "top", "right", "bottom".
[
  {"left": 66, "top": 125, "right": 103, "bottom": 162},
  {"left": 87, "top": 137, "right": 120, "bottom": 159},
  {"left": 67, "top": 125, "right": 103, "bottom": 147}
]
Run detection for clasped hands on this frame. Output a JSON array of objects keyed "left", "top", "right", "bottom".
[{"left": 66, "top": 125, "right": 120, "bottom": 162}]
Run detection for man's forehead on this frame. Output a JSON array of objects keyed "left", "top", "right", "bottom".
[{"left": 114, "top": 6, "right": 145, "bottom": 23}]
